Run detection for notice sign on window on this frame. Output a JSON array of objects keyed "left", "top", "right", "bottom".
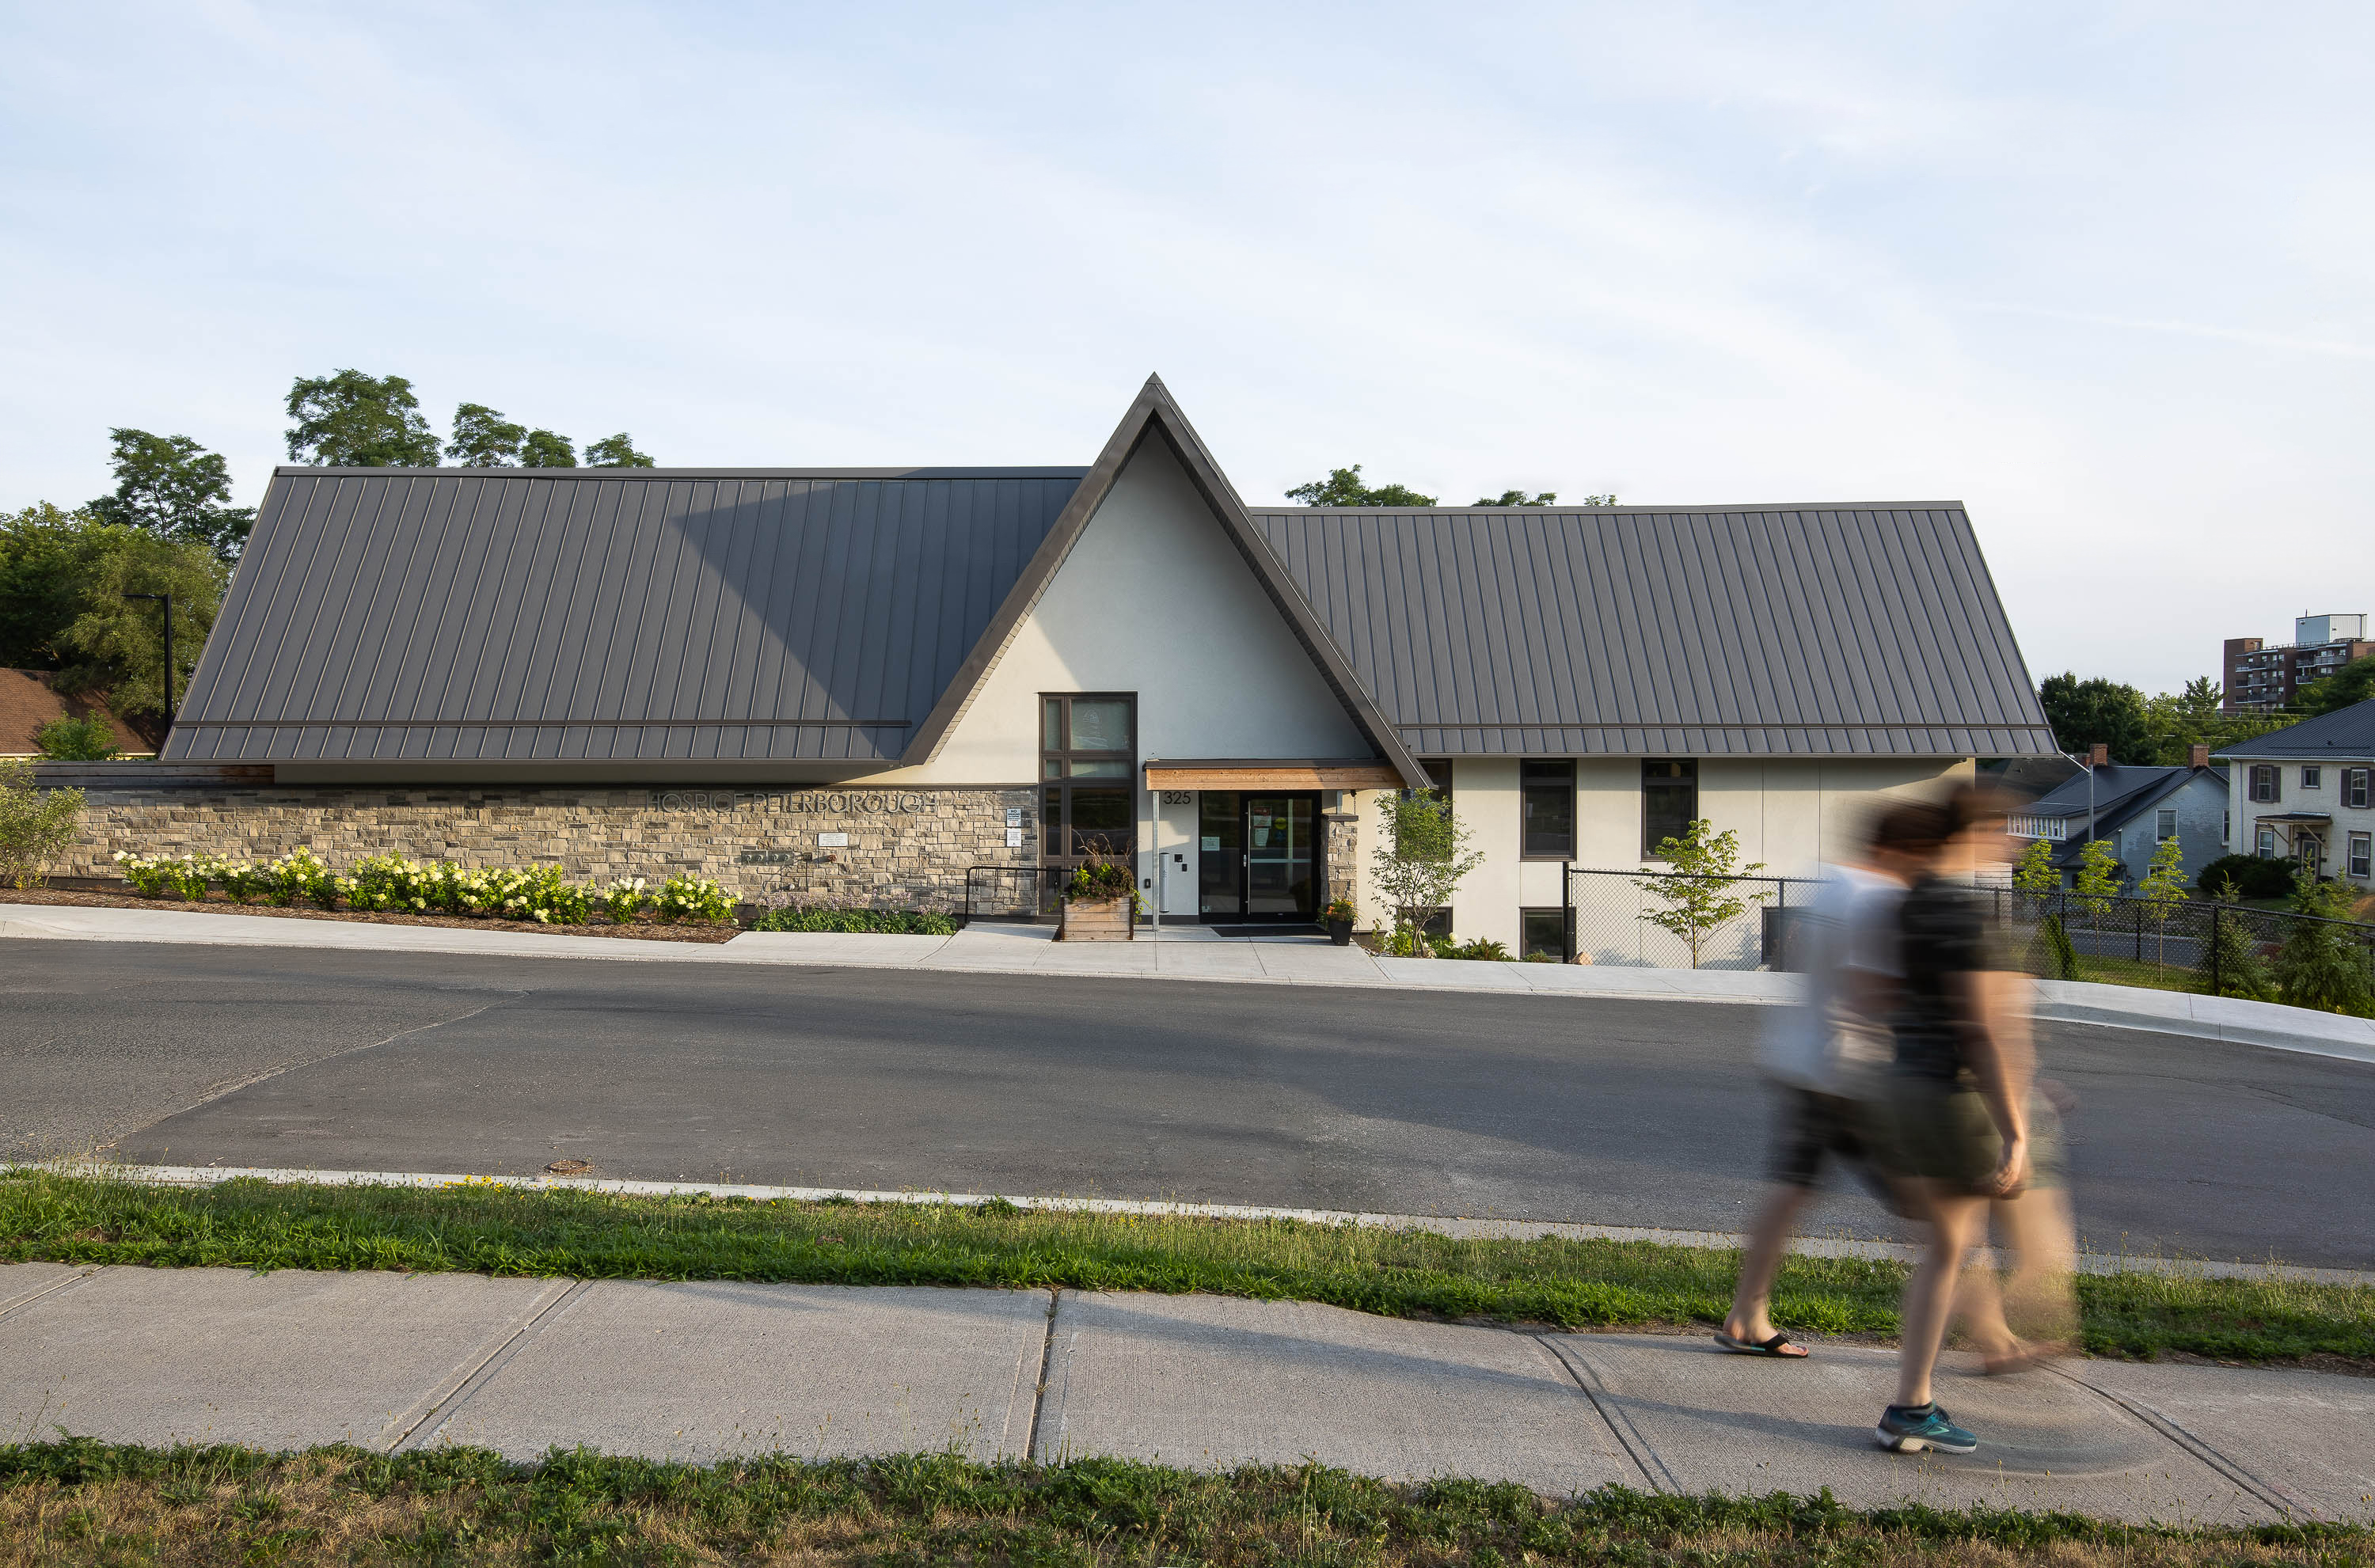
[
  {"left": 817, "top": 831, "right": 849, "bottom": 848},
  {"left": 1200, "top": 836, "right": 1220, "bottom": 852}
]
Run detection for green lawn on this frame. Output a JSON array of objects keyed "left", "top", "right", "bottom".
[
  {"left": 5, "top": 1170, "right": 2369, "bottom": 1365},
  {"left": 3, "top": 1441, "right": 2365, "bottom": 1567}
]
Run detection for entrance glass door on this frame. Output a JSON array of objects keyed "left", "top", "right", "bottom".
[
  {"left": 1198, "top": 792, "right": 1320, "bottom": 921},
  {"left": 1245, "top": 795, "right": 1315, "bottom": 916}
]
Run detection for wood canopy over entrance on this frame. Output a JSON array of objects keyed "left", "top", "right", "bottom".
[{"left": 1143, "top": 758, "right": 1401, "bottom": 790}]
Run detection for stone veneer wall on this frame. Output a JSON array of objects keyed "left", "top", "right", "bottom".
[
  {"left": 59, "top": 784, "right": 1042, "bottom": 912},
  {"left": 1322, "top": 805, "right": 1358, "bottom": 907}
]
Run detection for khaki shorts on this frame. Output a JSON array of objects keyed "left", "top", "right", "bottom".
[{"left": 1886, "top": 1078, "right": 2065, "bottom": 1195}]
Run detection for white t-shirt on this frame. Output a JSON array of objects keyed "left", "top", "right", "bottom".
[{"left": 1756, "top": 864, "right": 1905, "bottom": 1095}]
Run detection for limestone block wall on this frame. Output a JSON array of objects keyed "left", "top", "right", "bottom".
[{"left": 59, "top": 784, "right": 1040, "bottom": 911}]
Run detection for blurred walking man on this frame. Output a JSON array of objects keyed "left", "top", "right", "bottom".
[{"left": 1718, "top": 803, "right": 1944, "bottom": 1357}]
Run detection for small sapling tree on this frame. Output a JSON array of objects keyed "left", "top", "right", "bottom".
[
  {"left": 1370, "top": 788, "right": 1483, "bottom": 958},
  {"left": 1632, "top": 818, "right": 1769, "bottom": 969},
  {"left": 2136, "top": 834, "right": 2191, "bottom": 970}
]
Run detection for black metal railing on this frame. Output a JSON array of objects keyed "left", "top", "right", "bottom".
[
  {"left": 1559, "top": 864, "right": 2375, "bottom": 1000},
  {"left": 1980, "top": 887, "right": 2375, "bottom": 1000},
  {"left": 963, "top": 864, "right": 1066, "bottom": 923}
]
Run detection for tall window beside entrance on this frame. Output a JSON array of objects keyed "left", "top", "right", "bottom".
[
  {"left": 1522, "top": 760, "right": 1575, "bottom": 857},
  {"left": 1041, "top": 693, "right": 1135, "bottom": 861},
  {"left": 1643, "top": 760, "right": 1697, "bottom": 857}
]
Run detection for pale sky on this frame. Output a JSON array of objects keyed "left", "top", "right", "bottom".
[{"left": 5, "top": 2, "right": 2369, "bottom": 695}]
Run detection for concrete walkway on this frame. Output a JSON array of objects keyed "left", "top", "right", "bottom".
[
  {"left": 7, "top": 902, "right": 2374, "bottom": 1065},
  {"left": 2, "top": 1262, "right": 2366, "bottom": 1523}
]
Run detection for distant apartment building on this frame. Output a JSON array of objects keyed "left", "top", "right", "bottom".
[{"left": 2223, "top": 613, "right": 2373, "bottom": 712}]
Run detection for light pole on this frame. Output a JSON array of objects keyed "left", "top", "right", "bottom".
[{"left": 126, "top": 592, "right": 174, "bottom": 734}]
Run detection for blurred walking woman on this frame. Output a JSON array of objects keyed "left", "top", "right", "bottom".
[{"left": 1875, "top": 786, "right": 2036, "bottom": 1456}]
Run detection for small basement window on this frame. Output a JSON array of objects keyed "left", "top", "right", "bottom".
[{"left": 1520, "top": 908, "right": 1568, "bottom": 961}]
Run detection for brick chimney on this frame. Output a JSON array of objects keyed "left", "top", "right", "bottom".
[
  {"left": 2089, "top": 742, "right": 2109, "bottom": 767},
  {"left": 2189, "top": 743, "right": 2210, "bottom": 770}
]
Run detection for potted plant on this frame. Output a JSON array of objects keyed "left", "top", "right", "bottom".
[
  {"left": 1323, "top": 897, "right": 1356, "bottom": 946},
  {"left": 1060, "top": 855, "right": 1141, "bottom": 941}
]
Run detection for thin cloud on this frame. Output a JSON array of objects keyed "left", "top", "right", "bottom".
[{"left": 1968, "top": 302, "right": 2375, "bottom": 362}]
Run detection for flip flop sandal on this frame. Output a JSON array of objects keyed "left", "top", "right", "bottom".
[{"left": 1713, "top": 1331, "right": 1807, "bottom": 1357}]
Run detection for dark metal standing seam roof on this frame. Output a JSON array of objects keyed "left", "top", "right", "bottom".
[
  {"left": 2214, "top": 698, "right": 2375, "bottom": 758},
  {"left": 165, "top": 468, "right": 1085, "bottom": 764},
  {"left": 1248, "top": 504, "right": 2056, "bottom": 757}
]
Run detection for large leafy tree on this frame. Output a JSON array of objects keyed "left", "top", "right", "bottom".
[
  {"left": 285, "top": 370, "right": 441, "bottom": 467},
  {"left": 584, "top": 433, "right": 656, "bottom": 468},
  {"left": 520, "top": 429, "right": 576, "bottom": 467},
  {"left": 2141, "top": 675, "right": 2288, "bottom": 764},
  {"left": 2039, "top": 672, "right": 2152, "bottom": 763},
  {"left": 2297, "top": 654, "right": 2375, "bottom": 717},
  {"left": 0, "top": 503, "right": 225, "bottom": 739},
  {"left": 1286, "top": 465, "right": 1438, "bottom": 507},
  {"left": 86, "top": 429, "right": 253, "bottom": 560},
  {"left": 446, "top": 403, "right": 530, "bottom": 466}
]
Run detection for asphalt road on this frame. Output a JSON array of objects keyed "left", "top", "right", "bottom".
[{"left": 6, "top": 941, "right": 2373, "bottom": 1267}]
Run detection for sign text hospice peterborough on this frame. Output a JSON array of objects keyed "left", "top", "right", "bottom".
[{"left": 648, "top": 790, "right": 931, "bottom": 814}]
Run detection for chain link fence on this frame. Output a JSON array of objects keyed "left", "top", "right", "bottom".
[
  {"left": 1560, "top": 864, "right": 2375, "bottom": 1006},
  {"left": 1562, "top": 867, "right": 1822, "bottom": 970}
]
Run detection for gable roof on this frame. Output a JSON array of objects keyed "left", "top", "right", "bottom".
[
  {"left": 2214, "top": 697, "right": 2375, "bottom": 759},
  {"left": 902, "top": 376, "right": 1431, "bottom": 785},
  {"left": 167, "top": 467, "right": 1084, "bottom": 765},
  {"left": 165, "top": 377, "right": 2053, "bottom": 773},
  {"left": 1250, "top": 503, "right": 2055, "bottom": 756},
  {"left": 2025, "top": 763, "right": 2217, "bottom": 826}
]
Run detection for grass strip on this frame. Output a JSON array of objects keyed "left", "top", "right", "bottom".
[
  {"left": 4, "top": 1439, "right": 2365, "bottom": 1567},
  {"left": 4, "top": 1169, "right": 2371, "bottom": 1365}
]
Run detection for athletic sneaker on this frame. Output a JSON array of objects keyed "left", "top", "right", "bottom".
[{"left": 1875, "top": 1403, "right": 1978, "bottom": 1454}]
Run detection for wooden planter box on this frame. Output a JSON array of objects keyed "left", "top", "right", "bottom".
[{"left": 1061, "top": 895, "right": 1134, "bottom": 941}]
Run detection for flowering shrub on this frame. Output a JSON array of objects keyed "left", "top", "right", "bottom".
[
  {"left": 111, "top": 845, "right": 681, "bottom": 928},
  {"left": 344, "top": 854, "right": 439, "bottom": 913},
  {"left": 266, "top": 848, "right": 338, "bottom": 909},
  {"left": 655, "top": 874, "right": 734, "bottom": 924},
  {"left": 599, "top": 877, "right": 652, "bottom": 924},
  {"left": 212, "top": 858, "right": 276, "bottom": 904},
  {"left": 113, "top": 850, "right": 211, "bottom": 901}
]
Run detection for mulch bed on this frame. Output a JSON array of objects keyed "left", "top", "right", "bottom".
[{"left": 0, "top": 886, "right": 742, "bottom": 943}]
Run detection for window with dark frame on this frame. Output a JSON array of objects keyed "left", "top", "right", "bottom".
[
  {"left": 1521, "top": 760, "right": 1575, "bottom": 858},
  {"left": 1519, "top": 908, "right": 1568, "bottom": 961},
  {"left": 1039, "top": 693, "right": 1136, "bottom": 863},
  {"left": 1642, "top": 759, "right": 1697, "bottom": 858},
  {"left": 2351, "top": 832, "right": 2372, "bottom": 880},
  {"left": 2303, "top": 765, "right": 2323, "bottom": 789},
  {"left": 2249, "top": 765, "right": 2280, "bottom": 803},
  {"left": 2349, "top": 769, "right": 2372, "bottom": 810}
]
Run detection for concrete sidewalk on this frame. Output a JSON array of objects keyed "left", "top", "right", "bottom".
[
  {"left": 3, "top": 1262, "right": 2366, "bottom": 1524},
  {"left": 9, "top": 900, "right": 2375, "bottom": 1065}
]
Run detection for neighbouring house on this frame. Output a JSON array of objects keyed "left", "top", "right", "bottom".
[
  {"left": 2223, "top": 613, "right": 2373, "bottom": 713},
  {"left": 57, "top": 377, "right": 2054, "bottom": 955},
  {"left": 2005, "top": 748, "right": 2230, "bottom": 889},
  {"left": 2216, "top": 697, "right": 2375, "bottom": 887}
]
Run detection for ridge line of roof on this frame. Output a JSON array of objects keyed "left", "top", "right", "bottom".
[
  {"left": 1253, "top": 501, "right": 1971, "bottom": 515},
  {"left": 271, "top": 466, "right": 1092, "bottom": 480}
]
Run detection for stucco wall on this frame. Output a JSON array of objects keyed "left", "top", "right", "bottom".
[
  {"left": 857, "top": 440, "right": 1372, "bottom": 895},
  {"left": 1353, "top": 755, "right": 1971, "bottom": 952},
  {"left": 56, "top": 784, "right": 1036, "bottom": 911}
]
